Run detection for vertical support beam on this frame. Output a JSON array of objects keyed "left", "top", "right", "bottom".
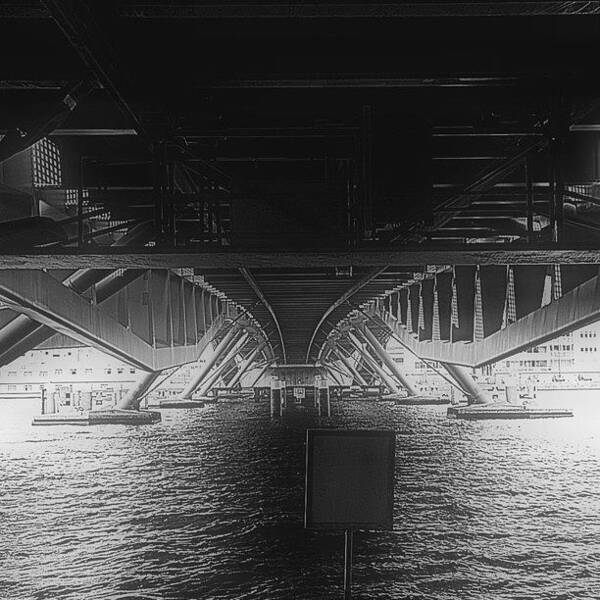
[
  {"left": 200, "top": 288, "right": 207, "bottom": 334},
  {"left": 525, "top": 157, "right": 534, "bottom": 243},
  {"left": 442, "top": 363, "right": 490, "bottom": 405},
  {"left": 207, "top": 291, "right": 214, "bottom": 326},
  {"left": 117, "top": 370, "right": 161, "bottom": 410},
  {"left": 180, "top": 325, "right": 241, "bottom": 398},
  {"left": 180, "top": 277, "right": 187, "bottom": 344},
  {"left": 77, "top": 156, "right": 85, "bottom": 248},
  {"left": 166, "top": 271, "right": 174, "bottom": 347},
  {"left": 357, "top": 326, "right": 418, "bottom": 396},
  {"left": 360, "top": 105, "right": 373, "bottom": 240},
  {"left": 552, "top": 142, "right": 565, "bottom": 244},
  {"left": 548, "top": 95, "right": 568, "bottom": 244}
]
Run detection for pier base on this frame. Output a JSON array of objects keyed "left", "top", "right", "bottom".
[
  {"left": 390, "top": 394, "right": 449, "bottom": 406},
  {"left": 270, "top": 392, "right": 281, "bottom": 417},
  {"left": 148, "top": 399, "right": 205, "bottom": 409},
  {"left": 447, "top": 403, "right": 573, "bottom": 420},
  {"left": 32, "top": 409, "right": 161, "bottom": 426}
]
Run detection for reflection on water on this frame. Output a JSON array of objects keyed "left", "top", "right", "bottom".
[{"left": 2, "top": 392, "right": 600, "bottom": 599}]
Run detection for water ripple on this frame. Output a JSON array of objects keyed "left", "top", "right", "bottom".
[{"left": 1, "top": 393, "right": 600, "bottom": 599}]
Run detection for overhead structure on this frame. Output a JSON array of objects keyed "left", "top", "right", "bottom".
[{"left": 2, "top": 2, "right": 600, "bottom": 414}]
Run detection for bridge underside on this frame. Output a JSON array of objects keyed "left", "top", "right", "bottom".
[{"left": 3, "top": 3, "right": 600, "bottom": 401}]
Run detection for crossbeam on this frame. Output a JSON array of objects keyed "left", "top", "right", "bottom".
[
  {"left": 371, "top": 273, "right": 600, "bottom": 366},
  {"left": 0, "top": 270, "right": 228, "bottom": 371},
  {"left": 3, "top": 248, "right": 600, "bottom": 269}
]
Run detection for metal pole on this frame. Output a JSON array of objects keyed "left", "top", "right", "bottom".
[
  {"left": 77, "top": 157, "right": 84, "bottom": 248},
  {"left": 525, "top": 157, "right": 534, "bottom": 243},
  {"left": 344, "top": 528, "right": 353, "bottom": 600}
]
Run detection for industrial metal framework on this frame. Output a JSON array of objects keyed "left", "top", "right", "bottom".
[{"left": 3, "top": 2, "right": 600, "bottom": 384}]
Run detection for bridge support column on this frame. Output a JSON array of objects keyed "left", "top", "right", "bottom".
[
  {"left": 227, "top": 341, "right": 266, "bottom": 389},
  {"left": 270, "top": 376, "right": 282, "bottom": 417},
  {"left": 117, "top": 370, "right": 161, "bottom": 410},
  {"left": 348, "top": 331, "right": 399, "bottom": 393},
  {"left": 358, "top": 325, "right": 419, "bottom": 396},
  {"left": 180, "top": 326, "right": 243, "bottom": 399},
  {"left": 442, "top": 363, "right": 490, "bottom": 405},
  {"left": 317, "top": 375, "right": 331, "bottom": 417},
  {"left": 334, "top": 347, "right": 368, "bottom": 386},
  {"left": 195, "top": 333, "right": 250, "bottom": 397}
]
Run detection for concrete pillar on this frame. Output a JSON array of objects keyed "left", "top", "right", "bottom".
[
  {"left": 117, "top": 370, "right": 161, "bottom": 410},
  {"left": 270, "top": 376, "right": 282, "bottom": 417},
  {"left": 442, "top": 363, "right": 490, "bottom": 405},
  {"left": 335, "top": 347, "right": 368, "bottom": 386},
  {"left": 180, "top": 326, "right": 242, "bottom": 398},
  {"left": 357, "top": 326, "right": 419, "bottom": 396},
  {"left": 270, "top": 389, "right": 281, "bottom": 417},
  {"left": 195, "top": 333, "right": 249, "bottom": 397},
  {"left": 317, "top": 376, "right": 331, "bottom": 416},
  {"left": 227, "top": 341, "right": 266, "bottom": 389}
]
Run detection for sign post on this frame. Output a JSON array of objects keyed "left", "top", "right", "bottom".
[
  {"left": 344, "top": 528, "right": 353, "bottom": 599},
  {"left": 305, "top": 429, "right": 395, "bottom": 598}
]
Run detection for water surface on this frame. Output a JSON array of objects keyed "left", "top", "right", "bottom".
[{"left": 1, "top": 392, "right": 600, "bottom": 599}]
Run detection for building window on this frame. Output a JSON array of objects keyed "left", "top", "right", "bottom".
[
  {"left": 129, "top": 368, "right": 135, "bottom": 374},
  {"left": 32, "top": 137, "right": 62, "bottom": 188},
  {"left": 70, "top": 369, "right": 77, "bottom": 375},
  {"left": 85, "top": 368, "right": 93, "bottom": 376},
  {"left": 55, "top": 369, "right": 63, "bottom": 375}
]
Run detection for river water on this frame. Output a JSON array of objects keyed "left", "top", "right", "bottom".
[{"left": 1, "top": 391, "right": 600, "bottom": 600}]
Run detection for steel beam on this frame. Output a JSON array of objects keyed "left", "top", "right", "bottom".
[
  {"left": 373, "top": 273, "right": 600, "bottom": 366},
  {"left": 117, "top": 370, "right": 161, "bottom": 410},
  {"left": 119, "top": 2, "right": 600, "bottom": 18},
  {"left": 0, "top": 269, "right": 228, "bottom": 371},
  {"left": 442, "top": 363, "right": 490, "bottom": 405},
  {"left": 9, "top": 247, "right": 600, "bottom": 269},
  {"left": 357, "top": 325, "right": 418, "bottom": 396},
  {"left": 227, "top": 341, "right": 267, "bottom": 388},
  {"left": 247, "top": 360, "right": 273, "bottom": 388},
  {"left": 305, "top": 266, "right": 387, "bottom": 362},
  {"left": 239, "top": 267, "right": 286, "bottom": 363},
  {"left": 334, "top": 347, "right": 368, "bottom": 386},
  {"left": 0, "top": 79, "right": 95, "bottom": 164},
  {"left": 195, "top": 332, "right": 250, "bottom": 396},
  {"left": 347, "top": 331, "right": 399, "bottom": 394},
  {"left": 211, "top": 76, "right": 521, "bottom": 89},
  {"left": 179, "top": 326, "right": 243, "bottom": 398},
  {"left": 42, "top": 0, "right": 149, "bottom": 140}
]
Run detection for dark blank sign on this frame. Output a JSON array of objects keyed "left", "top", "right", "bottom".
[{"left": 305, "top": 429, "right": 395, "bottom": 530}]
